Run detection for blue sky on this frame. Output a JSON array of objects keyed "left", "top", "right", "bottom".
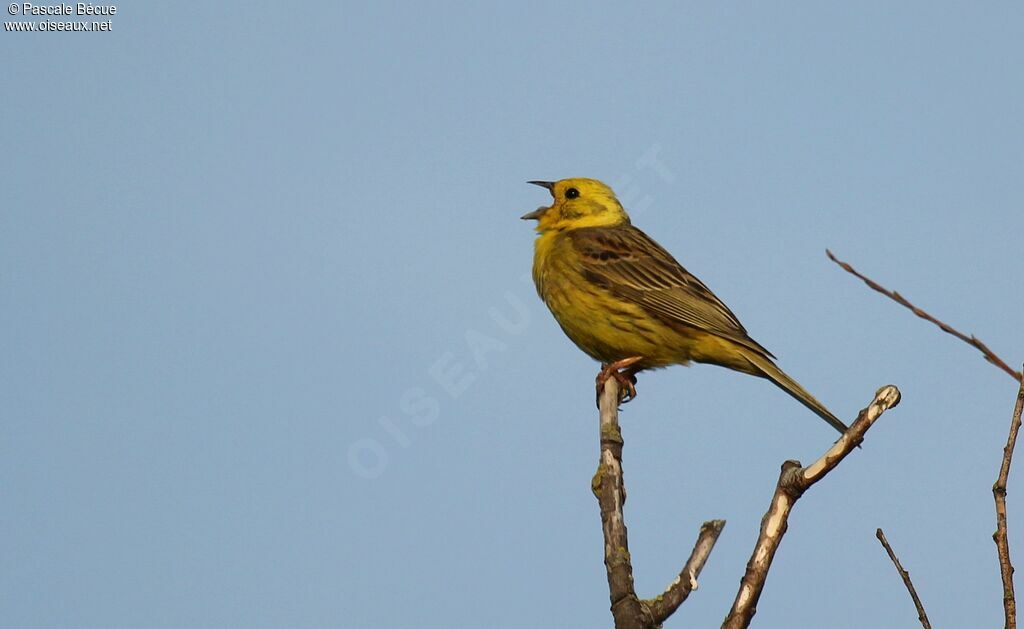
[{"left": 3, "top": 3, "right": 1023, "bottom": 627}]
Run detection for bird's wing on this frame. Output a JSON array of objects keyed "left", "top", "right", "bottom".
[{"left": 567, "top": 225, "right": 775, "bottom": 358}]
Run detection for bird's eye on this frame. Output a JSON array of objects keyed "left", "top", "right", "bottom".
[{"left": 565, "top": 188, "right": 580, "bottom": 199}]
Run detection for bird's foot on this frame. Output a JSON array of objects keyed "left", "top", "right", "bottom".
[{"left": 595, "top": 356, "right": 644, "bottom": 407}]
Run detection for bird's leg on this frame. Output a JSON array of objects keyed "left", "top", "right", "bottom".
[{"left": 595, "top": 356, "right": 644, "bottom": 406}]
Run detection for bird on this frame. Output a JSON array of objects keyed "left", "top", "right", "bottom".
[{"left": 522, "top": 177, "right": 848, "bottom": 435}]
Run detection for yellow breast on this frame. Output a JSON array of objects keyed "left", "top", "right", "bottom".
[{"left": 531, "top": 231, "right": 696, "bottom": 367}]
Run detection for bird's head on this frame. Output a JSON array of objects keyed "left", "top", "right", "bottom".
[{"left": 521, "top": 178, "right": 630, "bottom": 232}]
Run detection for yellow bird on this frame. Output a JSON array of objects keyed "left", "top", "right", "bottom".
[{"left": 522, "top": 177, "right": 848, "bottom": 435}]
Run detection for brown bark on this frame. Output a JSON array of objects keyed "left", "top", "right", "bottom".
[
  {"left": 994, "top": 376, "right": 1024, "bottom": 629},
  {"left": 722, "top": 386, "right": 902, "bottom": 629},
  {"left": 594, "top": 378, "right": 725, "bottom": 628},
  {"left": 876, "top": 528, "right": 932, "bottom": 629}
]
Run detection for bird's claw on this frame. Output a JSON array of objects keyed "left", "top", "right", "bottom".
[{"left": 595, "top": 356, "right": 644, "bottom": 407}]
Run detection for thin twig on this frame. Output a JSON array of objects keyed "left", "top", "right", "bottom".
[
  {"left": 647, "top": 519, "right": 727, "bottom": 622},
  {"left": 876, "top": 528, "right": 932, "bottom": 629},
  {"left": 722, "top": 385, "right": 902, "bottom": 629},
  {"left": 593, "top": 379, "right": 726, "bottom": 628},
  {"left": 829, "top": 249, "right": 1023, "bottom": 627},
  {"left": 994, "top": 374, "right": 1024, "bottom": 629},
  {"left": 826, "top": 249, "right": 1022, "bottom": 382}
]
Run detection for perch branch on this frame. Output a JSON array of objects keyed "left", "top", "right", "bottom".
[
  {"left": 594, "top": 378, "right": 648, "bottom": 628},
  {"left": 826, "top": 249, "right": 1021, "bottom": 382},
  {"left": 593, "top": 378, "right": 726, "bottom": 628},
  {"left": 994, "top": 374, "right": 1024, "bottom": 629},
  {"left": 722, "top": 385, "right": 901, "bottom": 629},
  {"left": 876, "top": 528, "right": 931, "bottom": 629}
]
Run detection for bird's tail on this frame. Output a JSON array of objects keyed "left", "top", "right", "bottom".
[{"left": 741, "top": 350, "right": 849, "bottom": 435}]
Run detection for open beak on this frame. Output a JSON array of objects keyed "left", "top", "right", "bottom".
[{"left": 522, "top": 181, "right": 555, "bottom": 220}]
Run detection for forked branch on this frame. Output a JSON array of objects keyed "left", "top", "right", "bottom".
[
  {"left": 722, "top": 385, "right": 902, "bottom": 629},
  {"left": 829, "top": 249, "right": 1021, "bottom": 627},
  {"left": 594, "top": 378, "right": 726, "bottom": 628}
]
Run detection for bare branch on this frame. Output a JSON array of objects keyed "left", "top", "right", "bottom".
[
  {"left": 829, "top": 250, "right": 1024, "bottom": 626},
  {"left": 826, "top": 249, "right": 1022, "bottom": 382},
  {"left": 647, "top": 519, "right": 727, "bottom": 623},
  {"left": 722, "top": 385, "right": 902, "bottom": 629},
  {"left": 994, "top": 374, "right": 1024, "bottom": 629},
  {"left": 594, "top": 378, "right": 649, "bottom": 628},
  {"left": 876, "top": 528, "right": 932, "bottom": 629},
  {"left": 593, "top": 378, "right": 725, "bottom": 628}
]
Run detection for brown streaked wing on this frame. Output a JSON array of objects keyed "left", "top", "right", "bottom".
[{"left": 567, "top": 225, "right": 775, "bottom": 358}]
